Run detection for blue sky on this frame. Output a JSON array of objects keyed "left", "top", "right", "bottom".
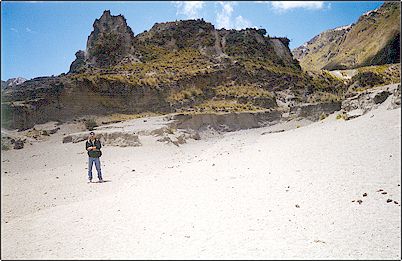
[{"left": 1, "top": 1, "right": 384, "bottom": 81}]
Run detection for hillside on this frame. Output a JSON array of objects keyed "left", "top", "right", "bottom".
[
  {"left": 1, "top": 10, "right": 345, "bottom": 130},
  {"left": 292, "top": 2, "right": 400, "bottom": 71}
]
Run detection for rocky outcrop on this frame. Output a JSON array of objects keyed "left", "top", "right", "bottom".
[
  {"left": 388, "top": 83, "right": 401, "bottom": 110},
  {"left": 135, "top": 19, "right": 299, "bottom": 68},
  {"left": 168, "top": 110, "right": 282, "bottom": 132},
  {"left": 137, "top": 19, "right": 216, "bottom": 51},
  {"left": 13, "top": 139, "right": 25, "bottom": 150},
  {"left": 289, "top": 102, "right": 342, "bottom": 121},
  {"left": 1, "top": 133, "right": 17, "bottom": 150},
  {"left": 98, "top": 131, "right": 141, "bottom": 147},
  {"left": 85, "top": 10, "right": 137, "bottom": 67},
  {"left": 62, "top": 131, "right": 141, "bottom": 147},
  {"left": 0, "top": 135, "right": 26, "bottom": 150},
  {"left": 68, "top": 51, "right": 86, "bottom": 73},
  {"left": 341, "top": 83, "right": 400, "bottom": 119}
]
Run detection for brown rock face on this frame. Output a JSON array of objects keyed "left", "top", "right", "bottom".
[{"left": 85, "top": 10, "right": 137, "bottom": 67}]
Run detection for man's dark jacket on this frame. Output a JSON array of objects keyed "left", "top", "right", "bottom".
[{"left": 86, "top": 139, "right": 102, "bottom": 158}]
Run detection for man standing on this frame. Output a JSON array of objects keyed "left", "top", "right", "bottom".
[{"left": 86, "top": 131, "right": 103, "bottom": 183}]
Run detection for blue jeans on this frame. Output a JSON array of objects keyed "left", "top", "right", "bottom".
[{"left": 88, "top": 157, "right": 102, "bottom": 180}]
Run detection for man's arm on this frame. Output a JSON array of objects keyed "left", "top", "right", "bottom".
[
  {"left": 95, "top": 140, "right": 102, "bottom": 150},
  {"left": 86, "top": 141, "right": 94, "bottom": 151}
]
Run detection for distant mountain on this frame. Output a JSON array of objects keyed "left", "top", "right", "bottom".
[
  {"left": 292, "top": 2, "right": 400, "bottom": 71},
  {"left": 1, "top": 77, "right": 27, "bottom": 89}
]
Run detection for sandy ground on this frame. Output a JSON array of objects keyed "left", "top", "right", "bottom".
[{"left": 1, "top": 101, "right": 401, "bottom": 259}]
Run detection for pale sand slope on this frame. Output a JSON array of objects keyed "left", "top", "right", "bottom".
[{"left": 1, "top": 103, "right": 400, "bottom": 259}]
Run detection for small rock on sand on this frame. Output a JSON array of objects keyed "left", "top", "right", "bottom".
[
  {"left": 387, "top": 199, "right": 393, "bottom": 203},
  {"left": 14, "top": 139, "right": 24, "bottom": 150},
  {"left": 381, "top": 192, "right": 387, "bottom": 194},
  {"left": 363, "top": 193, "right": 367, "bottom": 197},
  {"left": 357, "top": 200, "right": 363, "bottom": 204}
]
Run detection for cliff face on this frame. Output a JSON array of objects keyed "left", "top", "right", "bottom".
[
  {"left": 2, "top": 11, "right": 344, "bottom": 130},
  {"left": 292, "top": 2, "right": 401, "bottom": 71}
]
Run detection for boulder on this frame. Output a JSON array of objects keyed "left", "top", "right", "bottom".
[
  {"left": 62, "top": 136, "right": 73, "bottom": 143},
  {"left": 13, "top": 139, "right": 24, "bottom": 149},
  {"left": 48, "top": 127, "right": 60, "bottom": 134},
  {"left": 189, "top": 132, "right": 201, "bottom": 140},
  {"left": 175, "top": 134, "right": 187, "bottom": 144},
  {"left": 345, "top": 109, "right": 364, "bottom": 120},
  {"left": 372, "top": 90, "right": 391, "bottom": 104}
]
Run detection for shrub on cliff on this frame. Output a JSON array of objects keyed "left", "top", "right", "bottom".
[
  {"left": 85, "top": 118, "right": 98, "bottom": 131},
  {"left": 350, "top": 71, "right": 385, "bottom": 89}
]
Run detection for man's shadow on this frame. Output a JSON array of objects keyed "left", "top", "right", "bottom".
[{"left": 91, "top": 180, "right": 112, "bottom": 183}]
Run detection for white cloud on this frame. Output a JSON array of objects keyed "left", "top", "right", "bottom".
[
  {"left": 26, "top": 27, "right": 38, "bottom": 34},
  {"left": 11, "top": 28, "right": 18, "bottom": 33},
  {"left": 271, "top": 1, "right": 325, "bottom": 11},
  {"left": 25, "top": 27, "right": 37, "bottom": 34},
  {"left": 172, "top": 1, "right": 205, "bottom": 19},
  {"left": 215, "top": 2, "right": 254, "bottom": 29},
  {"left": 216, "top": 1, "right": 235, "bottom": 29},
  {"left": 234, "top": 15, "right": 253, "bottom": 29}
]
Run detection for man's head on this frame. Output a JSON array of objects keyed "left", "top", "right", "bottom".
[{"left": 89, "top": 131, "right": 96, "bottom": 140}]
